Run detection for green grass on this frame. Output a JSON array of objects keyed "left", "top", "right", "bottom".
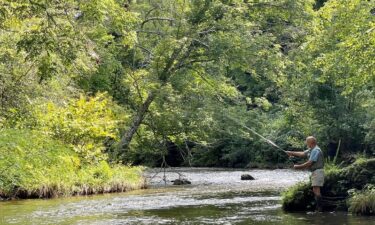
[
  {"left": 0, "top": 129, "right": 145, "bottom": 199},
  {"left": 348, "top": 185, "right": 375, "bottom": 215},
  {"left": 324, "top": 160, "right": 342, "bottom": 175}
]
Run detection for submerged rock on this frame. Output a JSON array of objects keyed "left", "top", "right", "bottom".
[
  {"left": 172, "top": 178, "right": 191, "bottom": 185},
  {"left": 241, "top": 174, "right": 255, "bottom": 180},
  {"left": 282, "top": 158, "right": 375, "bottom": 214}
]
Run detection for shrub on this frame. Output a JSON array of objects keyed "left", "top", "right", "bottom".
[
  {"left": 0, "top": 129, "right": 144, "bottom": 199},
  {"left": 282, "top": 182, "right": 315, "bottom": 211},
  {"left": 33, "top": 93, "right": 119, "bottom": 163},
  {"left": 348, "top": 185, "right": 375, "bottom": 215}
]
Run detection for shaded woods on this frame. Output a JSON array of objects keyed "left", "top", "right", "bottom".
[{"left": 0, "top": 0, "right": 374, "bottom": 212}]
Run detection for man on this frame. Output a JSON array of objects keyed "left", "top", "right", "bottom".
[{"left": 285, "top": 136, "right": 325, "bottom": 211}]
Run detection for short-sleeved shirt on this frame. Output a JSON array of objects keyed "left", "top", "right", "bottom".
[{"left": 304, "top": 146, "right": 324, "bottom": 171}]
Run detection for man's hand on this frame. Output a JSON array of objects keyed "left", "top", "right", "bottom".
[{"left": 285, "top": 151, "right": 293, "bottom": 157}]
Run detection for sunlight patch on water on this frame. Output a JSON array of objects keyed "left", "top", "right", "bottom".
[{"left": 28, "top": 195, "right": 280, "bottom": 220}]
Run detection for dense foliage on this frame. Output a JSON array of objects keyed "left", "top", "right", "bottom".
[{"left": 0, "top": 0, "right": 374, "bottom": 197}]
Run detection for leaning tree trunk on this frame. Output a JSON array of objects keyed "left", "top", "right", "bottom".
[
  {"left": 118, "top": 43, "right": 188, "bottom": 153},
  {"left": 118, "top": 91, "right": 156, "bottom": 151}
]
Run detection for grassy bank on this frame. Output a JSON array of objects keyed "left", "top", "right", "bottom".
[
  {"left": 281, "top": 157, "right": 375, "bottom": 215},
  {"left": 0, "top": 129, "right": 145, "bottom": 199},
  {"left": 348, "top": 185, "right": 375, "bottom": 215}
]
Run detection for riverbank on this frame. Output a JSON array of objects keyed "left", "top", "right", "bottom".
[
  {"left": 0, "top": 129, "right": 146, "bottom": 200},
  {"left": 282, "top": 157, "right": 375, "bottom": 215},
  {"left": 0, "top": 165, "right": 146, "bottom": 200}
]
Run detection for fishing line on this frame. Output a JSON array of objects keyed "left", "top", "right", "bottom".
[
  {"left": 224, "top": 114, "right": 287, "bottom": 154},
  {"left": 209, "top": 92, "right": 291, "bottom": 158}
]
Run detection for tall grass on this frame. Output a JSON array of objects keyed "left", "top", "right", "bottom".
[
  {"left": 348, "top": 185, "right": 375, "bottom": 215},
  {"left": 0, "top": 129, "right": 145, "bottom": 199}
]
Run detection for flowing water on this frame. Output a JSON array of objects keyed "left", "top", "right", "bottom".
[{"left": 0, "top": 168, "right": 374, "bottom": 225}]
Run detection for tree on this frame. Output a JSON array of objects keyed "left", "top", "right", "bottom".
[
  {"left": 0, "top": 0, "right": 137, "bottom": 119},
  {"left": 282, "top": 0, "right": 375, "bottom": 152},
  {"left": 114, "top": 0, "right": 317, "bottom": 166},
  {"left": 117, "top": 0, "right": 247, "bottom": 152}
]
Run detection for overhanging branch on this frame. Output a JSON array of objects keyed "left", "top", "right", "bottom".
[{"left": 141, "top": 17, "right": 175, "bottom": 28}]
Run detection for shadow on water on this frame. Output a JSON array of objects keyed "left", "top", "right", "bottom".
[{"left": 1, "top": 168, "right": 374, "bottom": 225}]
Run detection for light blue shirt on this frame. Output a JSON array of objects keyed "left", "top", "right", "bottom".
[{"left": 309, "top": 148, "right": 320, "bottom": 162}]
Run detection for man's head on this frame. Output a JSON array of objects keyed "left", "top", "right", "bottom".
[{"left": 306, "top": 136, "right": 317, "bottom": 148}]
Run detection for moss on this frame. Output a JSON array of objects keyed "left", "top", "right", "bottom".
[{"left": 282, "top": 182, "right": 315, "bottom": 211}]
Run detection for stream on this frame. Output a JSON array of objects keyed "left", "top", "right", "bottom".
[{"left": 0, "top": 168, "right": 373, "bottom": 224}]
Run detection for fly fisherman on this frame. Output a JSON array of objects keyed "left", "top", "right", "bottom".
[{"left": 285, "top": 136, "right": 325, "bottom": 212}]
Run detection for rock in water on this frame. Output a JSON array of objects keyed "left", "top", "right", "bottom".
[
  {"left": 172, "top": 178, "right": 191, "bottom": 185},
  {"left": 241, "top": 174, "right": 255, "bottom": 180}
]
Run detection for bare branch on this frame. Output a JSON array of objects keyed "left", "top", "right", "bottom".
[
  {"left": 128, "top": 71, "right": 144, "bottom": 103},
  {"left": 192, "top": 39, "right": 209, "bottom": 48},
  {"left": 136, "top": 29, "right": 165, "bottom": 36},
  {"left": 245, "top": 2, "right": 289, "bottom": 9},
  {"left": 145, "top": 6, "right": 160, "bottom": 18},
  {"left": 198, "top": 27, "right": 217, "bottom": 35},
  {"left": 175, "top": 58, "right": 215, "bottom": 70},
  {"left": 135, "top": 45, "right": 153, "bottom": 57},
  {"left": 141, "top": 17, "right": 175, "bottom": 28}
]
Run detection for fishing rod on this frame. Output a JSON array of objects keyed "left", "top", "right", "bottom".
[
  {"left": 210, "top": 92, "right": 292, "bottom": 158},
  {"left": 224, "top": 114, "right": 288, "bottom": 154},
  {"left": 225, "top": 114, "right": 301, "bottom": 163}
]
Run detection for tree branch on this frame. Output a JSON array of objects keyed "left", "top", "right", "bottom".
[
  {"left": 136, "top": 30, "right": 165, "bottom": 36},
  {"left": 141, "top": 17, "right": 175, "bottom": 28}
]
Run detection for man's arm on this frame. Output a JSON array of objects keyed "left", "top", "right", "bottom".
[
  {"left": 294, "top": 149, "right": 319, "bottom": 169},
  {"left": 285, "top": 151, "right": 306, "bottom": 158},
  {"left": 294, "top": 160, "right": 313, "bottom": 169}
]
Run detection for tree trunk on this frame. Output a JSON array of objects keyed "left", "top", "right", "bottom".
[
  {"left": 117, "top": 42, "right": 189, "bottom": 153},
  {"left": 118, "top": 91, "right": 156, "bottom": 151}
]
